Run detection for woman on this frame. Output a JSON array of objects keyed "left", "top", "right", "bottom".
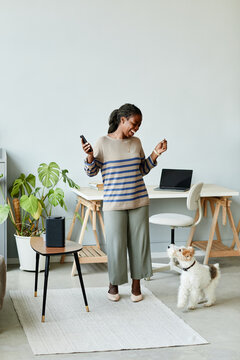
[{"left": 82, "top": 103, "right": 167, "bottom": 302}]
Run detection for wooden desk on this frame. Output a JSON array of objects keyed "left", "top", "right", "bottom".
[{"left": 66, "top": 184, "right": 239, "bottom": 274}]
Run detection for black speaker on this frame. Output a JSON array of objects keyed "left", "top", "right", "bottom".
[{"left": 46, "top": 216, "right": 65, "bottom": 247}]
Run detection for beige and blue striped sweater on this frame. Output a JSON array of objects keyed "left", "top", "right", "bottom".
[{"left": 84, "top": 136, "right": 157, "bottom": 211}]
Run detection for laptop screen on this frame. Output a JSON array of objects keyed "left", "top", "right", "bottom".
[{"left": 160, "top": 169, "right": 193, "bottom": 190}]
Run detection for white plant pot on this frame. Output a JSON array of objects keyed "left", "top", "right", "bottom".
[{"left": 14, "top": 235, "right": 45, "bottom": 272}]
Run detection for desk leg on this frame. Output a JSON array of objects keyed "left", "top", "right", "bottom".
[
  {"left": 237, "top": 220, "right": 240, "bottom": 235},
  {"left": 34, "top": 253, "right": 39, "bottom": 297},
  {"left": 89, "top": 210, "right": 100, "bottom": 248},
  {"left": 204, "top": 201, "right": 221, "bottom": 264},
  {"left": 60, "top": 198, "right": 82, "bottom": 264},
  {"left": 227, "top": 205, "right": 240, "bottom": 250},
  {"left": 68, "top": 198, "right": 82, "bottom": 240},
  {"left": 186, "top": 208, "right": 199, "bottom": 247},
  {"left": 81, "top": 203, "right": 85, "bottom": 219},
  {"left": 42, "top": 256, "right": 50, "bottom": 323},
  {"left": 71, "top": 207, "right": 90, "bottom": 276},
  {"left": 74, "top": 252, "right": 89, "bottom": 312},
  {"left": 209, "top": 200, "right": 222, "bottom": 242}
]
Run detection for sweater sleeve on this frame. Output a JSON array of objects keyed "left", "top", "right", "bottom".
[
  {"left": 84, "top": 138, "right": 103, "bottom": 177},
  {"left": 139, "top": 140, "right": 157, "bottom": 176}
]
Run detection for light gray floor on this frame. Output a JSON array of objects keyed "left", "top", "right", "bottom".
[{"left": 0, "top": 256, "right": 240, "bottom": 360}]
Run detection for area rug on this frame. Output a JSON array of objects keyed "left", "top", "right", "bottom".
[{"left": 10, "top": 287, "right": 207, "bottom": 355}]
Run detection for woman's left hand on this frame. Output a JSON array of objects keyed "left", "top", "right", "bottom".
[{"left": 155, "top": 138, "right": 167, "bottom": 156}]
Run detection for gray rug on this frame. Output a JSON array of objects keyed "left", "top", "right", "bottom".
[{"left": 10, "top": 287, "right": 207, "bottom": 355}]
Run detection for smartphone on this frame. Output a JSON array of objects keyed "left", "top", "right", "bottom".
[{"left": 80, "top": 135, "right": 93, "bottom": 152}]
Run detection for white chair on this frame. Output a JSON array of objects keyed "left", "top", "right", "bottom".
[{"left": 149, "top": 183, "right": 204, "bottom": 274}]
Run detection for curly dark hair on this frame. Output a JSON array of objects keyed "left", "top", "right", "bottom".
[{"left": 108, "top": 103, "right": 142, "bottom": 134}]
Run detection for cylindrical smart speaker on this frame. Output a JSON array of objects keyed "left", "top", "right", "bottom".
[{"left": 45, "top": 216, "right": 65, "bottom": 247}]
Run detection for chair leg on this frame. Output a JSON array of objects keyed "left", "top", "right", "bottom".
[
  {"left": 34, "top": 253, "right": 39, "bottom": 297},
  {"left": 171, "top": 228, "right": 175, "bottom": 244},
  {"left": 42, "top": 255, "right": 50, "bottom": 322},
  {"left": 170, "top": 227, "right": 181, "bottom": 268},
  {"left": 150, "top": 227, "right": 181, "bottom": 276},
  {"left": 74, "top": 252, "right": 89, "bottom": 312}
]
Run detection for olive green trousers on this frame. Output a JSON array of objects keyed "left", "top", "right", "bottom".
[{"left": 104, "top": 206, "right": 153, "bottom": 285}]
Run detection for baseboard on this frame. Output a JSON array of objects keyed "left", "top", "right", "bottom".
[
  {"left": 7, "top": 255, "right": 74, "bottom": 265},
  {"left": 151, "top": 249, "right": 205, "bottom": 259},
  {"left": 7, "top": 249, "right": 206, "bottom": 265}
]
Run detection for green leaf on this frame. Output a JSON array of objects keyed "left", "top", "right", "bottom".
[
  {"left": 33, "top": 201, "right": 42, "bottom": 220},
  {"left": 61, "top": 169, "right": 68, "bottom": 179},
  {"left": 26, "top": 174, "right": 36, "bottom": 188},
  {"left": 48, "top": 188, "right": 66, "bottom": 208},
  {"left": 0, "top": 204, "right": 10, "bottom": 224},
  {"left": 11, "top": 177, "right": 25, "bottom": 197},
  {"left": 20, "top": 195, "right": 39, "bottom": 218},
  {"left": 61, "top": 169, "right": 80, "bottom": 189},
  {"left": 33, "top": 187, "right": 41, "bottom": 196},
  {"left": 39, "top": 198, "right": 46, "bottom": 210},
  {"left": 38, "top": 162, "right": 60, "bottom": 188},
  {"left": 24, "top": 182, "right": 32, "bottom": 195},
  {"left": 10, "top": 173, "right": 36, "bottom": 197}
]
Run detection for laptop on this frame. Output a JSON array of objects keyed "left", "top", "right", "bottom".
[{"left": 155, "top": 169, "right": 193, "bottom": 191}]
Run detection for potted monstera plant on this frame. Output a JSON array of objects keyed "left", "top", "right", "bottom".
[{"left": 0, "top": 162, "right": 79, "bottom": 271}]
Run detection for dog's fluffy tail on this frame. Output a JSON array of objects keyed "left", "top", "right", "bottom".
[
  {"left": 213, "top": 263, "right": 221, "bottom": 280},
  {"left": 209, "top": 263, "right": 220, "bottom": 281}
]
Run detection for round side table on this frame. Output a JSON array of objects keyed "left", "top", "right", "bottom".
[{"left": 30, "top": 237, "right": 89, "bottom": 322}]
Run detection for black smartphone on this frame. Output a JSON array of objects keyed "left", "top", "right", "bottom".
[{"left": 80, "top": 135, "right": 93, "bottom": 152}]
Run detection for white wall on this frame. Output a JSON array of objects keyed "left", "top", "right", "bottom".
[{"left": 1, "top": 0, "right": 239, "bottom": 258}]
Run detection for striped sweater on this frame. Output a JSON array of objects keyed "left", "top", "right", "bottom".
[{"left": 84, "top": 135, "right": 157, "bottom": 211}]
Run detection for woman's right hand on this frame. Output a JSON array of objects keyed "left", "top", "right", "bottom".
[
  {"left": 81, "top": 139, "right": 93, "bottom": 154},
  {"left": 81, "top": 139, "right": 94, "bottom": 163}
]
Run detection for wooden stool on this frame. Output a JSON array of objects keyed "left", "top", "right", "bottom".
[{"left": 30, "top": 237, "right": 89, "bottom": 322}]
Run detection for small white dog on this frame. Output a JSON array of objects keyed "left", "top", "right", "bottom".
[{"left": 168, "top": 245, "right": 220, "bottom": 310}]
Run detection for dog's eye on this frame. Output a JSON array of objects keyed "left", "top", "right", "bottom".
[{"left": 178, "top": 249, "right": 181, "bottom": 252}]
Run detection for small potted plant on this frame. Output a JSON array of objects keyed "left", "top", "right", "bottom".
[{"left": 0, "top": 162, "right": 80, "bottom": 271}]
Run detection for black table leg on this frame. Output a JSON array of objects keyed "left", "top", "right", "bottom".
[
  {"left": 34, "top": 253, "right": 40, "bottom": 297},
  {"left": 74, "top": 252, "right": 89, "bottom": 312},
  {"left": 42, "top": 255, "right": 50, "bottom": 322}
]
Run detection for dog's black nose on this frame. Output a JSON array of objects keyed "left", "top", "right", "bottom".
[{"left": 168, "top": 245, "right": 170, "bottom": 249}]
